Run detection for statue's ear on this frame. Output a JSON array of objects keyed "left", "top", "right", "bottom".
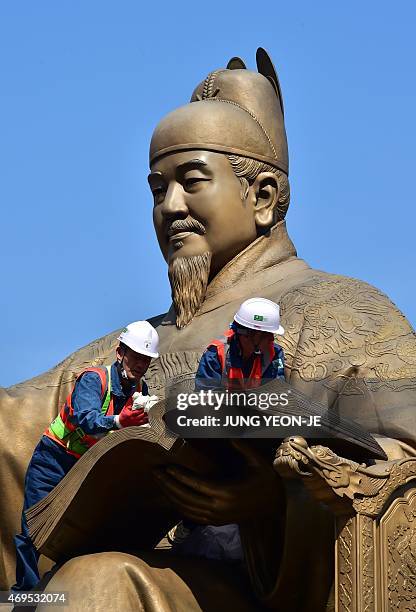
[{"left": 251, "top": 172, "right": 280, "bottom": 229}]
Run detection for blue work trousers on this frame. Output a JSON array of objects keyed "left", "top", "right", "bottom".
[{"left": 13, "top": 436, "right": 77, "bottom": 592}]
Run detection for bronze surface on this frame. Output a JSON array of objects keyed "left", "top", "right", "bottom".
[{"left": 2, "top": 48, "right": 415, "bottom": 611}]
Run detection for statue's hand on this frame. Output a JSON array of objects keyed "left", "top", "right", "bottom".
[{"left": 154, "top": 440, "right": 284, "bottom": 525}]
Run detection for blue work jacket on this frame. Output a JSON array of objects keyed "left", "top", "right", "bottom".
[
  {"left": 69, "top": 362, "right": 149, "bottom": 434},
  {"left": 195, "top": 336, "right": 285, "bottom": 391}
]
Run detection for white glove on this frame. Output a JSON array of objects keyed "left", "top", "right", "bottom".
[
  {"left": 132, "top": 392, "right": 159, "bottom": 413},
  {"left": 132, "top": 391, "right": 147, "bottom": 411},
  {"left": 143, "top": 395, "right": 159, "bottom": 412}
]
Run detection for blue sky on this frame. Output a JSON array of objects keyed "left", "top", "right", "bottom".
[{"left": 1, "top": 1, "right": 415, "bottom": 386}]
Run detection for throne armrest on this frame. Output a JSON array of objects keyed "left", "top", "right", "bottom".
[{"left": 273, "top": 436, "right": 416, "bottom": 612}]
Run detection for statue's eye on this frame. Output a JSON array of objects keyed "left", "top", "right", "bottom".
[
  {"left": 184, "top": 175, "right": 211, "bottom": 191},
  {"left": 184, "top": 177, "right": 203, "bottom": 189},
  {"left": 152, "top": 186, "right": 167, "bottom": 202}
]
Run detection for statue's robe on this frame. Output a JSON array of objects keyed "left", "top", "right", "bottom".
[{"left": 2, "top": 221, "right": 415, "bottom": 609}]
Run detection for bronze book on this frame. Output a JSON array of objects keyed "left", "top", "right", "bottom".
[{"left": 26, "top": 377, "right": 386, "bottom": 563}]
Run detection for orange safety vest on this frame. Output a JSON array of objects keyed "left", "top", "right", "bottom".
[
  {"left": 44, "top": 366, "right": 138, "bottom": 458},
  {"left": 208, "top": 329, "right": 275, "bottom": 390}
]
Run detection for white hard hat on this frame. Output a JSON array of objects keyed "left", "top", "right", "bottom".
[
  {"left": 117, "top": 321, "right": 159, "bottom": 358},
  {"left": 233, "top": 298, "right": 284, "bottom": 335}
]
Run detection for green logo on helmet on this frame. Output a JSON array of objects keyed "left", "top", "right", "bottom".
[{"left": 253, "top": 315, "right": 264, "bottom": 321}]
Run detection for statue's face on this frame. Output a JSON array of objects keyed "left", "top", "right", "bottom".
[{"left": 148, "top": 150, "right": 258, "bottom": 278}]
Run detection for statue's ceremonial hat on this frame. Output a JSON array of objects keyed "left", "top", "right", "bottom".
[{"left": 150, "top": 48, "right": 289, "bottom": 175}]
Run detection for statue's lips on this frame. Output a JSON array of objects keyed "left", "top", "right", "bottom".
[
  {"left": 167, "top": 228, "right": 205, "bottom": 242},
  {"left": 168, "top": 231, "right": 194, "bottom": 242}
]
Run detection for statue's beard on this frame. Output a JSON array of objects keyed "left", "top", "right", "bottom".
[{"left": 168, "top": 252, "right": 212, "bottom": 329}]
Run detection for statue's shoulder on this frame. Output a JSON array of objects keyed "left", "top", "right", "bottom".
[
  {"left": 278, "top": 268, "right": 415, "bottom": 383},
  {"left": 9, "top": 313, "right": 167, "bottom": 391},
  {"left": 280, "top": 268, "right": 412, "bottom": 331}
]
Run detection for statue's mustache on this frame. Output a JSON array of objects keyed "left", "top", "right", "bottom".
[{"left": 167, "top": 218, "right": 206, "bottom": 237}]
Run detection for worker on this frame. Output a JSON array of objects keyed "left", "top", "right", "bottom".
[
  {"left": 196, "top": 297, "right": 285, "bottom": 391},
  {"left": 13, "top": 320, "right": 159, "bottom": 592},
  {"left": 170, "top": 298, "right": 285, "bottom": 561}
]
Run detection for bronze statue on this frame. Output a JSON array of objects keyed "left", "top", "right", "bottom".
[{"left": 2, "top": 48, "right": 416, "bottom": 610}]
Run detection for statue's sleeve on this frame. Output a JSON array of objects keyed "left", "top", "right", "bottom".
[{"left": 279, "top": 274, "right": 416, "bottom": 448}]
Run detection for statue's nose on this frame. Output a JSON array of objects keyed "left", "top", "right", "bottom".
[{"left": 161, "top": 183, "right": 188, "bottom": 219}]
